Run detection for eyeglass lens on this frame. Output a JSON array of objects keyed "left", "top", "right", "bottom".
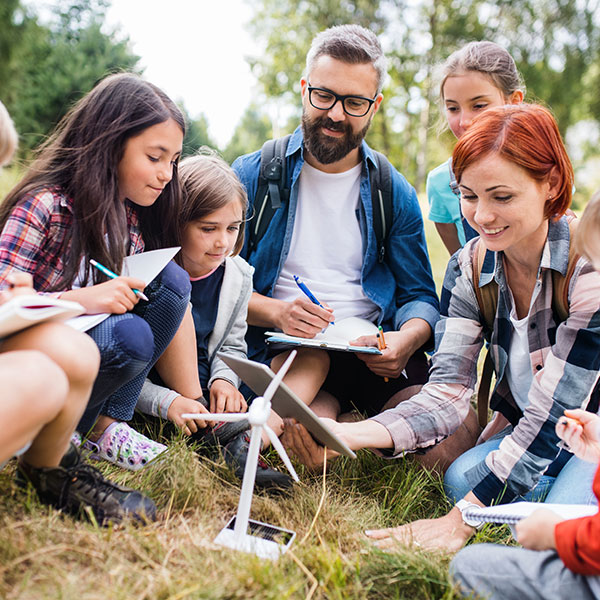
[{"left": 309, "top": 88, "right": 372, "bottom": 117}]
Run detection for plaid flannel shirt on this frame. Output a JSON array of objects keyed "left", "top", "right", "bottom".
[
  {"left": 372, "top": 216, "right": 600, "bottom": 505},
  {"left": 0, "top": 187, "right": 144, "bottom": 292}
]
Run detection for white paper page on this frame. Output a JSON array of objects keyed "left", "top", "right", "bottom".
[
  {"left": 66, "top": 247, "right": 181, "bottom": 332},
  {"left": 316, "top": 317, "right": 379, "bottom": 343},
  {"left": 266, "top": 317, "right": 379, "bottom": 348}
]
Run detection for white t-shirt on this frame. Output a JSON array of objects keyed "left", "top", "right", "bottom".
[
  {"left": 272, "top": 161, "right": 380, "bottom": 323},
  {"left": 505, "top": 307, "right": 534, "bottom": 412}
]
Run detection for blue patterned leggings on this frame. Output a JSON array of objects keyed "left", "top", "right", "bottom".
[{"left": 77, "top": 261, "right": 190, "bottom": 433}]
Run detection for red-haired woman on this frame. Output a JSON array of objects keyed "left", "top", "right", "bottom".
[{"left": 282, "top": 103, "right": 600, "bottom": 552}]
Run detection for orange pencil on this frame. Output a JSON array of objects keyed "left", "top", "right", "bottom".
[
  {"left": 378, "top": 325, "right": 386, "bottom": 349},
  {"left": 377, "top": 328, "right": 389, "bottom": 382}
]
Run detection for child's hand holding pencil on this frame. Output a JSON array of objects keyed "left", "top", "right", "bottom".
[{"left": 556, "top": 409, "right": 600, "bottom": 464}]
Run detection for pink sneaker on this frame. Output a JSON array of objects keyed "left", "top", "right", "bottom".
[{"left": 83, "top": 422, "right": 167, "bottom": 471}]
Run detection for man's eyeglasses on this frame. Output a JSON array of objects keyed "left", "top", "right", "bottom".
[{"left": 307, "top": 84, "right": 377, "bottom": 117}]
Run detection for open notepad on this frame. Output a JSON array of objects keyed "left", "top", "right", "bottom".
[
  {"left": 66, "top": 247, "right": 180, "bottom": 332},
  {"left": 0, "top": 295, "right": 84, "bottom": 338},
  {"left": 265, "top": 316, "right": 383, "bottom": 355},
  {"left": 463, "top": 501, "right": 598, "bottom": 526}
]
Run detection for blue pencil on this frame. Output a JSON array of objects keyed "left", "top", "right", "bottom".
[
  {"left": 90, "top": 259, "right": 149, "bottom": 302},
  {"left": 293, "top": 275, "right": 334, "bottom": 324}
]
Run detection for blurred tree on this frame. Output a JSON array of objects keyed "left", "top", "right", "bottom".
[
  {"left": 1, "top": 0, "right": 139, "bottom": 153},
  {"left": 0, "top": 0, "right": 27, "bottom": 91},
  {"left": 180, "top": 106, "right": 218, "bottom": 157},
  {"left": 222, "top": 103, "right": 272, "bottom": 164},
  {"left": 246, "top": 0, "right": 600, "bottom": 191}
]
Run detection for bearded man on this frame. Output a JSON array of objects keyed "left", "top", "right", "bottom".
[{"left": 232, "top": 25, "right": 453, "bottom": 461}]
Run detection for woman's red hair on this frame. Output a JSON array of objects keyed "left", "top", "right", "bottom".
[{"left": 452, "top": 104, "right": 573, "bottom": 219}]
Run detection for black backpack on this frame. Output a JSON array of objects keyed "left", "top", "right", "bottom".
[{"left": 246, "top": 134, "right": 394, "bottom": 263}]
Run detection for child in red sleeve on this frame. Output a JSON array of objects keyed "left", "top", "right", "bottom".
[
  {"left": 450, "top": 191, "right": 600, "bottom": 600},
  {"left": 554, "top": 409, "right": 600, "bottom": 575}
]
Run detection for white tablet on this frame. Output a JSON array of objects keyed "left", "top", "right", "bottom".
[{"left": 217, "top": 352, "right": 356, "bottom": 459}]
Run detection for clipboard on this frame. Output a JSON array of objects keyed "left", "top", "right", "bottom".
[
  {"left": 264, "top": 316, "right": 383, "bottom": 355},
  {"left": 217, "top": 352, "right": 357, "bottom": 458},
  {"left": 265, "top": 334, "right": 382, "bottom": 355}
]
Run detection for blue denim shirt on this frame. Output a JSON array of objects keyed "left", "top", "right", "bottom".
[{"left": 232, "top": 127, "right": 440, "bottom": 360}]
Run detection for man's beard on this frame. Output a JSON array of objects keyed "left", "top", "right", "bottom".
[{"left": 301, "top": 109, "right": 372, "bottom": 165}]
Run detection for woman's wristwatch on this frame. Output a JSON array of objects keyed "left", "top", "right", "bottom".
[{"left": 455, "top": 499, "right": 484, "bottom": 529}]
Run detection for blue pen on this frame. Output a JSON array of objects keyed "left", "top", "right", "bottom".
[
  {"left": 293, "top": 275, "right": 334, "bottom": 324},
  {"left": 90, "top": 259, "right": 149, "bottom": 302}
]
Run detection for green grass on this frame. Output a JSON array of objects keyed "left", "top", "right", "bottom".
[
  {"left": 2, "top": 443, "right": 503, "bottom": 600},
  {"left": 0, "top": 170, "right": 507, "bottom": 598}
]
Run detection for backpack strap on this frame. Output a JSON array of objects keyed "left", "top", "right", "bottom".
[
  {"left": 449, "top": 157, "right": 479, "bottom": 243},
  {"left": 369, "top": 150, "right": 393, "bottom": 264},
  {"left": 247, "top": 134, "right": 292, "bottom": 255},
  {"left": 472, "top": 239, "right": 497, "bottom": 331},
  {"left": 472, "top": 239, "right": 498, "bottom": 429},
  {"left": 552, "top": 217, "right": 579, "bottom": 322},
  {"left": 472, "top": 217, "right": 579, "bottom": 429},
  {"left": 448, "top": 157, "right": 460, "bottom": 197}
]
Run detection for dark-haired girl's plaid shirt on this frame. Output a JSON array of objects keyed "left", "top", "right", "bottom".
[
  {"left": 0, "top": 187, "right": 144, "bottom": 291},
  {"left": 372, "top": 216, "right": 600, "bottom": 506}
]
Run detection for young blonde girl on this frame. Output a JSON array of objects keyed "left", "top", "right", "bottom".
[
  {"left": 0, "top": 73, "right": 192, "bottom": 471},
  {"left": 137, "top": 150, "right": 291, "bottom": 490},
  {"left": 427, "top": 41, "right": 524, "bottom": 255}
]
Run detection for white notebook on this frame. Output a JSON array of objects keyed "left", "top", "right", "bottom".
[
  {"left": 0, "top": 295, "right": 84, "bottom": 337},
  {"left": 66, "top": 247, "right": 180, "bottom": 332},
  {"left": 464, "top": 501, "right": 598, "bottom": 526},
  {"left": 265, "top": 316, "right": 383, "bottom": 355}
]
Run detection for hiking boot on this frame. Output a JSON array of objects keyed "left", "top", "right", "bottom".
[
  {"left": 189, "top": 417, "right": 250, "bottom": 450},
  {"left": 187, "top": 395, "right": 250, "bottom": 449},
  {"left": 16, "top": 443, "right": 156, "bottom": 525},
  {"left": 223, "top": 431, "right": 293, "bottom": 492},
  {"left": 82, "top": 422, "right": 167, "bottom": 471}
]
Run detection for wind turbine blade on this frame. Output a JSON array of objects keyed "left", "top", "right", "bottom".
[
  {"left": 264, "top": 425, "right": 299, "bottom": 482},
  {"left": 263, "top": 349, "right": 297, "bottom": 403},
  {"left": 180, "top": 412, "right": 247, "bottom": 422}
]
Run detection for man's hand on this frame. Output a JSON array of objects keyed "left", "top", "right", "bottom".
[
  {"left": 556, "top": 409, "right": 600, "bottom": 463},
  {"left": 515, "top": 508, "right": 563, "bottom": 551},
  {"left": 365, "top": 507, "right": 475, "bottom": 553},
  {"left": 209, "top": 379, "right": 247, "bottom": 413},
  {"left": 280, "top": 419, "right": 339, "bottom": 470},
  {"left": 167, "top": 396, "right": 210, "bottom": 436},
  {"left": 352, "top": 330, "right": 412, "bottom": 378},
  {"left": 277, "top": 297, "right": 334, "bottom": 338}
]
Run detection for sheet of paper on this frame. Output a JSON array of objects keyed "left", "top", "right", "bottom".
[
  {"left": 267, "top": 317, "right": 378, "bottom": 345},
  {"left": 316, "top": 317, "right": 378, "bottom": 343},
  {"left": 66, "top": 247, "right": 180, "bottom": 332}
]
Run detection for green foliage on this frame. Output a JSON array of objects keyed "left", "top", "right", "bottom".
[
  {"left": 246, "top": 0, "right": 386, "bottom": 103},
  {"left": 0, "top": 0, "right": 140, "bottom": 154},
  {"left": 246, "top": 0, "right": 600, "bottom": 191},
  {"left": 179, "top": 105, "right": 219, "bottom": 158},
  {"left": 223, "top": 103, "right": 273, "bottom": 164}
]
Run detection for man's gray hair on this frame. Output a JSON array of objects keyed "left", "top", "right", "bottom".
[{"left": 306, "top": 24, "right": 388, "bottom": 94}]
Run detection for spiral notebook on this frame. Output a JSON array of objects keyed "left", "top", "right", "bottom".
[{"left": 463, "top": 501, "right": 598, "bottom": 526}]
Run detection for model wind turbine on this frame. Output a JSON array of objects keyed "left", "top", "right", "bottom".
[{"left": 182, "top": 350, "right": 299, "bottom": 560}]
